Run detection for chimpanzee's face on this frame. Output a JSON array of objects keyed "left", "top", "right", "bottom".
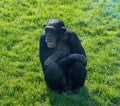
[{"left": 45, "top": 27, "right": 58, "bottom": 48}]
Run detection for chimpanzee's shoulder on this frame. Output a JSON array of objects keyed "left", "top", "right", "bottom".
[
  {"left": 40, "top": 32, "right": 45, "bottom": 37},
  {"left": 65, "top": 29, "right": 76, "bottom": 35},
  {"left": 65, "top": 29, "right": 77, "bottom": 40},
  {"left": 40, "top": 32, "right": 45, "bottom": 40}
]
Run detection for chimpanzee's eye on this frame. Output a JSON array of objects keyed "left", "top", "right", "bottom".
[
  {"left": 45, "top": 27, "right": 58, "bottom": 39},
  {"left": 45, "top": 28, "right": 49, "bottom": 32}
]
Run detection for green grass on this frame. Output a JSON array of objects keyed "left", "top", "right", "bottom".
[{"left": 0, "top": 0, "right": 120, "bottom": 105}]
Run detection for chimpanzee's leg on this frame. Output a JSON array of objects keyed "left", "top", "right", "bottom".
[
  {"left": 69, "top": 62, "right": 87, "bottom": 93},
  {"left": 44, "top": 63, "right": 67, "bottom": 92}
]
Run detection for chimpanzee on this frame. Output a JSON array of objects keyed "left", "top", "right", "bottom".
[{"left": 39, "top": 19, "right": 87, "bottom": 94}]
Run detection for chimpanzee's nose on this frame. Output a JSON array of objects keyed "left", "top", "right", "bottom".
[{"left": 45, "top": 36, "right": 52, "bottom": 42}]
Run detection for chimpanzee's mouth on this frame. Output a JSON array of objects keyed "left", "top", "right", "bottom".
[
  {"left": 47, "top": 42, "right": 56, "bottom": 48},
  {"left": 48, "top": 42, "right": 54, "bottom": 45}
]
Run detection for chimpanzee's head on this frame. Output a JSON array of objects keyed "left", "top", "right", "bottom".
[{"left": 43, "top": 19, "right": 66, "bottom": 48}]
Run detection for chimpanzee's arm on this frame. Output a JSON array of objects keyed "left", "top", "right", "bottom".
[
  {"left": 58, "top": 54, "right": 87, "bottom": 68},
  {"left": 39, "top": 34, "right": 53, "bottom": 66},
  {"left": 58, "top": 30, "right": 87, "bottom": 67},
  {"left": 40, "top": 35, "right": 67, "bottom": 68},
  {"left": 69, "top": 31, "right": 86, "bottom": 57},
  {"left": 70, "top": 31, "right": 87, "bottom": 65},
  {"left": 44, "top": 51, "right": 67, "bottom": 67}
]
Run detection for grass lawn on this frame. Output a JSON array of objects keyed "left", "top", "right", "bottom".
[{"left": 0, "top": 0, "right": 120, "bottom": 106}]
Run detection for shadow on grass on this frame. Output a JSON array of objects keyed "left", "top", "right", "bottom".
[{"left": 47, "top": 86, "right": 98, "bottom": 106}]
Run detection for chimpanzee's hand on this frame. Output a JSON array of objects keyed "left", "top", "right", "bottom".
[
  {"left": 70, "top": 54, "right": 87, "bottom": 66},
  {"left": 44, "top": 51, "right": 67, "bottom": 67},
  {"left": 79, "top": 54, "right": 87, "bottom": 66},
  {"left": 44, "top": 57, "right": 54, "bottom": 67}
]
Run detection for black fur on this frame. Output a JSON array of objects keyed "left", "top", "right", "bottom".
[{"left": 39, "top": 19, "right": 87, "bottom": 94}]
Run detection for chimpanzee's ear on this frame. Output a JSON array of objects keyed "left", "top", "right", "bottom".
[{"left": 43, "top": 24, "right": 47, "bottom": 28}]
